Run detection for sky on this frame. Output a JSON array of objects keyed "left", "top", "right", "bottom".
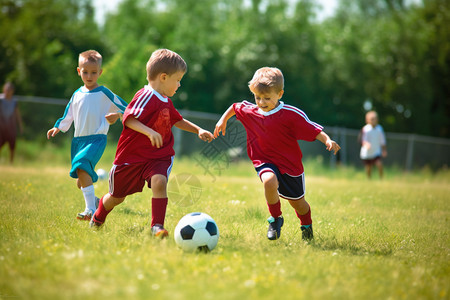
[{"left": 92, "top": 0, "right": 339, "bottom": 24}]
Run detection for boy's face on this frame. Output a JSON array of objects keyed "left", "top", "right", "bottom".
[
  {"left": 366, "top": 112, "right": 378, "bottom": 126},
  {"left": 159, "top": 71, "right": 185, "bottom": 97},
  {"left": 77, "top": 60, "right": 102, "bottom": 90},
  {"left": 253, "top": 89, "right": 284, "bottom": 112}
]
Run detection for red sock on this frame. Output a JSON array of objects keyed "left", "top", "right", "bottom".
[
  {"left": 151, "top": 197, "right": 168, "bottom": 227},
  {"left": 267, "top": 201, "right": 282, "bottom": 218},
  {"left": 94, "top": 196, "right": 112, "bottom": 223},
  {"left": 296, "top": 206, "right": 312, "bottom": 225}
]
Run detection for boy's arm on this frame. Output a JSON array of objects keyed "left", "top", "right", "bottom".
[
  {"left": 315, "top": 131, "right": 341, "bottom": 155},
  {"left": 214, "top": 104, "right": 236, "bottom": 137},
  {"left": 105, "top": 112, "right": 122, "bottom": 124},
  {"left": 174, "top": 119, "right": 214, "bottom": 143},
  {"left": 125, "top": 117, "right": 163, "bottom": 148}
]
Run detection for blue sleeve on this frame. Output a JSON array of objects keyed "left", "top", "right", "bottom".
[
  {"left": 54, "top": 90, "right": 77, "bottom": 129},
  {"left": 100, "top": 86, "right": 128, "bottom": 113}
]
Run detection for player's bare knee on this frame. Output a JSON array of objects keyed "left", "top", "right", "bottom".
[{"left": 262, "top": 173, "right": 278, "bottom": 191}]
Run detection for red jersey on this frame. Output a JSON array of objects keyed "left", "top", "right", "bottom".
[
  {"left": 233, "top": 101, "right": 323, "bottom": 176},
  {"left": 114, "top": 85, "right": 183, "bottom": 165}
]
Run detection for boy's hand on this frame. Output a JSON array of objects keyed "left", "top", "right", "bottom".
[
  {"left": 214, "top": 119, "right": 227, "bottom": 138},
  {"left": 362, "top": 141, "right": 371, "bottom": 150},
  {"left": 147, "top": 129, "right": 163, "bottom": 148},
  {"left": 47, "top": 127, "right": 60, "bottom": 139},
  {"left": 326, "top": 140, "right": 341, "bottom": 155},
  {"left": 198, "top": 129, "right": 214, "bottom": 143},
  {"left": 105, "top": 112, "right": 121, "bottom": 124}
]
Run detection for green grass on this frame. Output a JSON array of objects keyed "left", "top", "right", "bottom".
[{"left": 0, "top": 148, "right": 449, "bottom": 300}]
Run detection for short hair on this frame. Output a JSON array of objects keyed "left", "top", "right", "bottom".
[
  {"left": 3, "top": 81, "right": 14, "bottom": 91},
  {"left": 146, "top": 49, "right": 187, "bottom": 81},
  {"left": 248, "top": 67, "right": 284, "bottom": 94},
  {"left": 79, "top": 50, "right": 102, "bottom": 66}
]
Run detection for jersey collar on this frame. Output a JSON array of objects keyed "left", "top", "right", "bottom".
[
  {"left": 144, "top": 85, "right": 168, "bottom": 102},
  {"left": 257, "top": 101, "right": 284, "bottom": 116}
]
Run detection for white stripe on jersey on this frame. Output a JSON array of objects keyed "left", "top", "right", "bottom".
[
  {"left": 282, "top": 105, "right": 323, "bottom": 130},
  {"left": 130, "top": 90, "right": 153, "bottom": 118}
]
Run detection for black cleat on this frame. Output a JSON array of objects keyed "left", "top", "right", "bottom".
[
  {"left": 301, "top": 224, "right": 313, "bottom": 241},
  {"left": 267, "top": 216, "right": 284, "bottom": 240}
]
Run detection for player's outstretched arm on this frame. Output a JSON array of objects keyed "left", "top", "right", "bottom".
[
  {"left": 174, "top": 119, "right": 214, "bottom": 143},
  {"left": 47, "top": 127, "right": 60, "bottom": 139},
  {"left": 315, "top": 131, "right": 341, "bottom": 155},
  {"left": 214, "top": 105, "right": 236, "bottom": 138}
]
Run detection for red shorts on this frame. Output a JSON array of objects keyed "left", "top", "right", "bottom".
[{"left": 109, "top": 157, "right": 174, "bottom": 198}]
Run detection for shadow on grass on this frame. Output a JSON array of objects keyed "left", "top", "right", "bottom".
[{"left": 310, "top": 234, "right": 394, "bottom": 256}]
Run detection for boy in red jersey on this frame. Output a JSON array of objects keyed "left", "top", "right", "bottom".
[
  {"left": 214, "top": 67, "right": 340, "bottom": 241},
  {"left": 90, "top": 49, "right": 214, "bottom": 237}
]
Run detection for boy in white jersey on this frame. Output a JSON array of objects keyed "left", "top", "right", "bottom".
[
  {"left": 360, "top": 111, "right": 387, "bottom": 179},
  {"left": 214, "top": 67, "right": 340, "bottom": 241},
  {"left": 47, "top": 50, "right": 128, "bottom": 221}
]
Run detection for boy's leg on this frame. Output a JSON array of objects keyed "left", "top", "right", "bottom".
[
  {"left": 91, "top": 193, "right": 125, "bottom": 226},
  {"left": 260, "top": 172, "right": 284, "bottom": 240},
  {"left": 261, "top": 172, "right": 282, "bottom": 217},
  {"left": 375, "top": 159, "right": 384, "bottom": 179},
  {"left": 288, "top": 197, "right": 313, "bottom": 240},
  {"left": 150, "top": 174, "right": 169, "bottom": 237},
  {"left": 76, "top": 169, "right": 96, "bottom": 220},
  {"left": 365, "top": 163, "right": 372, "bottom": 179}
]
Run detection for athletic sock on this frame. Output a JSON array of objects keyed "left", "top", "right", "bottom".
[
  {"left": 151, "top": 198, "right": 168, "bottom": 227},
  {"left": 81, "top": 185, "right": 96, "bottom": 211},
  {"left": 267, "top": 201, "right": 282, "bottom": 218},
  {"left": 296, "top": 206, "right": 312, "bottom": 226},
  {"left": 94, "top": 196, "right": 112, "bottom": 223}
]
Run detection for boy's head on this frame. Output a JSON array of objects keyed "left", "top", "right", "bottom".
[
  {"left": 77, "top": 50, "right": 102, "bottom": 90},
  {"left": 248, "top": 67, "right": 284, "bottom": 112},
  {"left": 3, "top": 82, "right": 15, "bottom": 99},
  {"left": 146, "top": 49, "right": 187, "bottom": 97},
  {"left": 365, "top": 111, "right": 378, "bottom": 126}
]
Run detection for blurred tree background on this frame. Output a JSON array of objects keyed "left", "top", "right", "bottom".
[{"left": 1, "top": 0, "right": 449, "bottom": 138}]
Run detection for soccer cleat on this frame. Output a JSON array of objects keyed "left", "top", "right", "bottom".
[
  {"left": 89, "top": 215, "right": 104, "bottom": 228},
  {"left": 77, "top": 209, "right": 94, "bottom": 221},
  {"left": 151, "top": 224, "right": 169, "bottom": 238},
  {"left": 301, "top": 224, "right": 314, "bottom": 241},
  {"left": 267, "top": 216, "right": 284, "bottom": 240}
]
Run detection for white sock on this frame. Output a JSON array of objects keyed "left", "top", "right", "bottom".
[{"left": 81, "top": 185, "right": 96, "bottom": 211}]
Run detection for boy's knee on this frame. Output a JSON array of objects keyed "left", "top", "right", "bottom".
[
  {"left": 261, "top": 173, "right": 278, "bottom": 190},
  {"left": 151, "top": 175, "right": 167, "bottom": 189}
]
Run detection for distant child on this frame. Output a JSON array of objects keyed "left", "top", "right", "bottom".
[
  {"left": 359, "top": 110, "right": 387, "bottom": 179},
  {"left": 214, "top": 67, "right": 340, "bottom": 241},
  {"left": 90, "top": 49, "right": 214, "bottom": 237},
  {"left": 0, "top": 82, "right": 23, "bottom": 163},
  {"left": 47, "top": 50, "right": 128, "bottom": 221}
]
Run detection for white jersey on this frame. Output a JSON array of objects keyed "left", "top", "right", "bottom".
[
  {"left": 54, "top": 86, "right": 128, "bottom": 137},
  {"left": 360, "top": 124, "right": 386, "bottom": 159}
]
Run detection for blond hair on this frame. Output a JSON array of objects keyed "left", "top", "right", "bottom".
[
  {"left": 79, "top": 50, "right": 102, "bottom": 66},
  {"left": 146, "top": 49, "right": 187, "bottom": 81},
  {"left": 248, "top": 67, "right": 284, "bottom": 94}
]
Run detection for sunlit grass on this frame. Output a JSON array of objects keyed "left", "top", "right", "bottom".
[{"left": 0, "top": 154, "right": 449, "bottom": 300}]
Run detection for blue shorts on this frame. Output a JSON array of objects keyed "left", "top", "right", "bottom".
[
  {"left": 70, "top": 134, "right": 107, "bottom": 182},
  {"left": 255, "top": 163, "right": 305, "bottom": 200}
]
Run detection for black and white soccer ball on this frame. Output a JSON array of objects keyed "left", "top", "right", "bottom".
[{"left": 174, "top": 212, "right": 219, "bottom": 252}]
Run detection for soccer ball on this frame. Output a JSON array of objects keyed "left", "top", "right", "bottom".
[
  {"left": 96, "top": 169, "right": 108, "bottom": 181},
  {"left": 174, "top": 212, "right": 219, "bottom": 252}
]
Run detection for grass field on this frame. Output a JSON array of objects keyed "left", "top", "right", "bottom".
[{"left": 0, "top": 143, "right": 449, "bottom": 300}]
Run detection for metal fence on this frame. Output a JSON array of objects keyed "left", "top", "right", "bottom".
[
  {"left": 16, "top": 96, "right": 450, "bottom": 171},
  {"left": 176, "top": 110, "right": 450, "bottom": 171}
]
